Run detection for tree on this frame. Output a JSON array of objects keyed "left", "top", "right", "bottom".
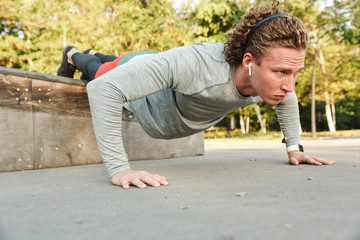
[
  {"left": 310, "top": 37, "right": 318, "bottom": 137},
  {"left": 284, "top": 0, "right": 360, "bottom": 132},
  {"left": 182, "top": 0, "right": 245, "bottom": 44},
  {"left": 253, "top": 103, "right": 266, "bottom": 135},
  {"left": 1, "top": 0, "right": 358, "bottom": 132},
  {"left": 0, "top": 0, "right": 185, "bottom": 75}
]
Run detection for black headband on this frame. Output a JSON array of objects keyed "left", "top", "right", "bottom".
[{"left": 246, "top": 14, "right": 286, "bottom": 42}]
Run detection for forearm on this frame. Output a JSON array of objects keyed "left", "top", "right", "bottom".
[
  {"left": 86, "top": 54, "right": 174, "bottom": 177},
  {"left": 87, "top": 79, "right": 131, "bottom": 177},
  {"left": 276, "top": 92, "right": 301, "bottom": 150}
]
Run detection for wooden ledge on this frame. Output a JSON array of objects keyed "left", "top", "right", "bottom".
[
  {"left": 0, "top": 66, "right": 84, "bottom": 86},
  {"left": 0, "top": 67, "right": 204, "bottom": 173}
]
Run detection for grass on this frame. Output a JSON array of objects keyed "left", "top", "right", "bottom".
[
  {"left": 204, "top": 129, "right": 360, "bottom": 141},
  {"left": 300, "top": 129, "right": 360, "bottom": 139}
]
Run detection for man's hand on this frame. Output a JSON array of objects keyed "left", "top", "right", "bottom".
[
  {"left": 288, "top": 151, "right": 336, "bottom": 166},
  {"left": 110, "top": 169, "right": 169, "bottom": 189}
]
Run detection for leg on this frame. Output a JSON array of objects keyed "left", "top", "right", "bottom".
[
  {"left": 83, "top": 49, "right": 118, "bottom": 63},
  {"left": 78, "top": 49, "right": 119, "bottom": 84},
  {"left": 81, "top": 49, "right": 123, "bottom": 80},
  {"left": 70, "top": 48, "right": 122, "bottom": 84},
  {"left": 95, "top": 53, "right": 118, "bottom": 63},
  {"left": 58, "top": 47, "right": 102, "bottom": 83},
  {"left": 70, "top": 52, "right": 102, "bottom": 82},
  {"left": 57, "top": 46, "right": 77, "bottom": 78}
]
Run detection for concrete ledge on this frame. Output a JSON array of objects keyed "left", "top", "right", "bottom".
[{"left": 0, "top": 67, "right": 204, "bottom": 172}]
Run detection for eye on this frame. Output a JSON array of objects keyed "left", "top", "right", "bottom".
[{"left": 279, "top": 71, "right": 286, "bottom": 74}]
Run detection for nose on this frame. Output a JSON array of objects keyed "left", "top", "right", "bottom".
[{"left": 281, "top": 74, "right": 296, "bottom": 93}]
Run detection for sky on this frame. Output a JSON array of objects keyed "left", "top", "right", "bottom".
[{"left": 172, "top": 0, "right": 200, "bottom": 9}]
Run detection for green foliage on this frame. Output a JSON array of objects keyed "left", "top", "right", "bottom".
[
  {"left": 183, "top": 0, "right": 245, "bottom": 44},
  {"left": 0, "top": 0, "right": 359, "bottom": 132},
  {"left": 0, "top": 0, "right": 184, "bottom": 74},
  {"left": 335, "top": 97, "right": 360, "bottom": 130},
  {"left": 327, "top": 0, "right": 360, "bottom": 45},
  {"left": 294, "top": 0, "right": 360, "bottom": 132}
]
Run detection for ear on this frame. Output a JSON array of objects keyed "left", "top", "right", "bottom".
[{"left": 242, "top": 53, "right": 254, "bottom": 69}]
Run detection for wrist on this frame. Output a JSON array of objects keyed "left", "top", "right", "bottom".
[
  {"left": 288, "top": 150, "right": 300, "bottom": 158},
  {"left": 286, "top": 144, "right": 300, "bottom": 153},
  {"left": 281, "top": 138, "right": 304, "bottom": 153}
]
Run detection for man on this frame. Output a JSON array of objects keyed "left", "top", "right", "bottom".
[{"left": 58, "top": 1, "right": 335, "bottom": 189}]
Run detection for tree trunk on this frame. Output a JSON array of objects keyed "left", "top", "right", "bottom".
[
  {"left": 63, "top": 28, "right": 67, "bottom": 48},
  {"left": 25, "top": 30, "right": 34, "bottom": 67},
  {"left": 331, "top": 90, "right": 336, "bottom": 127},
  {"left": 319, "top": 47, "right": 336, "bottom": 133},
  {"left": 318, "top": 47, "right": 336, "bottom": 133},
  {"left": 311, "top": 42, "right": 318, "bottom": 138},
  {"left": 254, "top": 103, "right": 266, "bottom": 135},
  {"left": 245, "top": 115, "right": 250, "bottom": 134},
  {"left": 325, "top": 103, "right": 336, "bottom": 133},
  {"left": 239, "top": 108, "right": 245, "bottom": 134}
]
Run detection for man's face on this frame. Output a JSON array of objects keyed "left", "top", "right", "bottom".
[{"left": 249, "top": 47, "right": 305, "bottom": 105}]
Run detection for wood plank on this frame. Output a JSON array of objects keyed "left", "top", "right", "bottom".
[
  {"left": 0, "top": 66, "right": 84, "bottom": 86},
  {"left": 0, "top": 74, "right": 34, "bottom": 172},
  {"left": 31, "top": 79, "right": 91, "bottom": 117},
  {"left": 31, "top": 80, "right": 101, "bottom": 168},
  {"left": 0, "top": 67, "right": 204, "bottom": 173}
]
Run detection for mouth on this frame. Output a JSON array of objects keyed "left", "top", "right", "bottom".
[{"left": 274, "top": 95, "right": 286, "bottom": 100}]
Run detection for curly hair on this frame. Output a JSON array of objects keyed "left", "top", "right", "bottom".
[{"left": 223, "top": 0, "right": 309, "bottom": 66}]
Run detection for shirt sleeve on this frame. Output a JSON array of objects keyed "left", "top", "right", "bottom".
[
  {"left": 275, "top": 91, "right": 301, "bottom": 151},
  {"left": 86, "top": 52, "right": 176, "bottom": 178}
]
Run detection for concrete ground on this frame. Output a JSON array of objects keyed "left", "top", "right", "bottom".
[{"left": 1, "top": 138, "right": 359, "bottom": 240}]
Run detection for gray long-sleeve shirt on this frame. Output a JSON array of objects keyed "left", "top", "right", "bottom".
[{"left": 86, "top": 42, "right": 300, "bottom": 177}]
